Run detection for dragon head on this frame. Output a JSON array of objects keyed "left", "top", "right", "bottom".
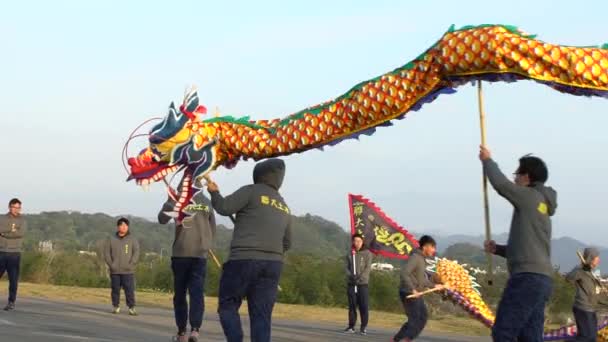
[{"left": 126, "top": 89, "right": 221, "bottom": 220}]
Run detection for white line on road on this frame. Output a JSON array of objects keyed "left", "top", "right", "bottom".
[
  {"left": 30, "top": 332, "right": 119, "bottom": 342},
  {"left": 0, "top": 318, "right": 16, "bottom": 325}
]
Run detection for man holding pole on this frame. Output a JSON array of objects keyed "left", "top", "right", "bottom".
[
  {"left": 159, "top": 190, "right": 217, "bottom": 342},
  {"left": 393, "top": 235, "right": 445, "bottom": 342},
  {"left": 206, "top": 158, "right": 292, "bottom": 342},
  {"left": 344, "top": 233, "right": 373, "bottom": 335},
  {"left": 480, "top": 146, "right": 557, "bottom": 341}
]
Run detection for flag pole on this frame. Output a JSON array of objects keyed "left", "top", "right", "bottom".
[
  {"left": 478, "top": 80, "right": 494, "bottom": 285},
  {"left": 352, "top": 249, "right": 358, "bottom": 294}
]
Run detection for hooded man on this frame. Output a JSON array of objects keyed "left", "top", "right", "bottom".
[
  {"left": 566, "top": 248, "right": 608, "bottom": 342},
  {"left": 206, "top": 158, "right": 293, "bottom": 342},
  {"left": 159, "top": 190, "right": 216, "bottom": 342},
  {"left": 480, "top": 146, "right": 558, "bottom": 342}
]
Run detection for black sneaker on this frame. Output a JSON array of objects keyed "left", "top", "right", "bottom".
[
  {"left": 343, "top": 327, "right": 355, "bottom": 334},
  {"left": 3, "top": 302, "right": 15, "bottom": 311},
  {"left": 359, "top": 328, "right": 367, "bottom": 336}
]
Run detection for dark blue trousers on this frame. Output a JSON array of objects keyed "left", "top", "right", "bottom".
[
  {"left": 172, "top": 257, "right": 207, "bottom": 333},
  {"left": 573, "top": 306, "right": 597, "bottom": 342},
  {"left": 347, "top": 284, "right": 369, "bottom": 330},
  {"left": 394, "top": 290, "right": 428, "bottom": 340},
  {"left": 110, "top": 274, "right": 136, "bottom": 308},
  {"left": 492, "top": 273, "right": 553, "bottom": 342},
  {"left": 218, "top": 259, "right": 283, "bottom": 342},
  {"left": 0, "top": 252, "right": 20, "bottom": 303}
]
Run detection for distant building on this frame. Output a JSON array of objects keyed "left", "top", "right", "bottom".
[
  {"left": 38, "top": 240, "right": 54, "bottom": 253},
  {"left": 372, "top": 263, "right": 395, "bottom": 271},
  {"left": 78, "top": 251, "right": 97, "bottom": 257}
]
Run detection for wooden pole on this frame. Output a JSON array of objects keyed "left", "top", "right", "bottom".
[
  {"left": 209, "top": 249, "right": 222, "bottom": 268},
  {"left": 577, "top": 250, "right": 586, "bottom": 265},
  {"left": 478, "top": 81, "right": 494, "bottom": 285},
  {"left": 406, "top": 286, "right": 445, "bottom": 299}
]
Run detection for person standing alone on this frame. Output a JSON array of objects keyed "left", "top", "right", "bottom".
[
  {"left": 0, "top": 198, "right": 27, "bottom": 311},
  {"left": 344, "top": 233, "right": 373, "bottom": 336},
  {"left": 104, "top": 217, "right": 140, "bottom": 316}
]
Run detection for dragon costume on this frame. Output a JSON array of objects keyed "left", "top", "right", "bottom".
[
  {"left": 126, "top": 24, "right": 608, "bottom": 219},
  {"left": 125, "top": 24, "right": 608, "bottom": 339}
]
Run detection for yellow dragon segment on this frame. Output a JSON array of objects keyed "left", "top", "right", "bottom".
[
  {"left": 435, "top": 258, "right": 495, "bottom": 326},
  {"left": 126, "top": 23, "right": 608, "bottom": 220},
  {"left": 433, "top": 258, "right": 608, "bottom": 341}
]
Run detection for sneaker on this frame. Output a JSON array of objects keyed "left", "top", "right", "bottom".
[
  {"left": 343, "top": 327, "right": 355, "bottom": 334},
  {"left": 359, "top": 328, "right": 367, "bottom": 336},
  {"left": 128, "top": 307, "right": 138, "bottom": 316},
  {"left": 3, "top": 302, "right": 15, "bottom": 311},
  {"left": 172, "top": 333, "right": 188, "bottom": 342},
  {"left": 112, "top": 306, "right": 120, "bottom": 314},
  {"left": 188, "top": 330, "right": 199, "bottom": 342}
]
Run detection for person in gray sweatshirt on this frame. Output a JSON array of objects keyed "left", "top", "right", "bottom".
[
  {"left": 206, "top": 158, "right": 292, "bottom": 342},
  {"left": 480, "top": 146, "right": 558, "bottom": 342},
  {"left": 344, "top": 233, "right": 373, "bottom": 335},
  {"left": 0, "top": 198, "right": 27, "bottom": 311},
  {"left": 566, "top": 248, "right": 608, "bottom": 342},
  {"left": 158, "top": 191, "right": 216, "bottom": 342},
  {"left": 104, "top": 217, "right": 140, "bottom": 316},
  {"left": 393, "top": 235, "right": 445, "bottom": 342}
]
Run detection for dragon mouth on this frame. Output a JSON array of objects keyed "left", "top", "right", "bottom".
[{"left": 130, "top": 164, "right": 180, "bottom": 185}]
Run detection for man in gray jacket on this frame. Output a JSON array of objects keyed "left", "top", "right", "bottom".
[
  {"left": 480, "top": 146, "right": 557, "bottom": 342},
  {"left": 206, "top": 158, "right": 292, "bottom": 342},
  {"left": 104, "top": 217, "right": 140, "bottom": 316},
  {"left": 344, "top": 233, "right": 373, "bottom": 335},
  {"left": 393, "top": 235, "right": 444, "bottom": 342},
  {"left": 159, "top": 192, "right": 216, "bottom": 342},
  {"left": 566, "top": 248, "right": 608, "bottom": 342},
  {"left": 0, "top": 198, "right": 27, "bottom": 311}
]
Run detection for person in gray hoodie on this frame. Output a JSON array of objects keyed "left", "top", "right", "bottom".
[
  {"left": 344, "top": 233, "right": 373, "bottom": 335},
  {"left": 0, "top": 198, "right": 27, "bottom": 311},
  {"left": 104, "top": 217, "right": 140, "bottom": 316},
  {"left": 206, "top": 158, "right": 292, "bottom": 342},
  {"left": 158, "top": 191, "right": 216, "bottom": 342},
  {"left": 480, "top": 146, "right": 558, "bottom": 342},
  {"left": 566, "top": 248, "right": 608, "bottom": 342},
  {"left": 393, "top": 235, "right": 445, "bottom": 342}
]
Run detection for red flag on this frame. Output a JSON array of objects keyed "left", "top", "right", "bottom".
[{"left": 348, "top": 194, "right": 419, "bottom": 259}]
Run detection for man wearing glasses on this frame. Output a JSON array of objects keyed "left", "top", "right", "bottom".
[
  {"left": 479, "top": 147, "right": 557, "bottom": 341},
  {"left": 0, "top": 198, "right": 27, "bottom": 311}
]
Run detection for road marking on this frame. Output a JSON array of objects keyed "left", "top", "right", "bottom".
[
  {"left": 30, "top": 332, "right": 118, "bottom": 342},
  {"left": 0, "top": 318, "right": 16, "bottom": 325}
]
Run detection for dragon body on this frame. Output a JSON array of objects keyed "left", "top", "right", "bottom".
[
  {"left": 429, "top": 258, "right": 608, "bottom": 341},
  {"left": 127, "top": 24, "right": 608, "bottom": 219}
]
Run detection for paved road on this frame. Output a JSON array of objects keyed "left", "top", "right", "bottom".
[{"left": 0, "top": 297, "right": 490, "bottom": 341}]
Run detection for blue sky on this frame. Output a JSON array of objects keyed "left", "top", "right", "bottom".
[{"left": 2, "top": 1, "right": 608, "bottom": 245}]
